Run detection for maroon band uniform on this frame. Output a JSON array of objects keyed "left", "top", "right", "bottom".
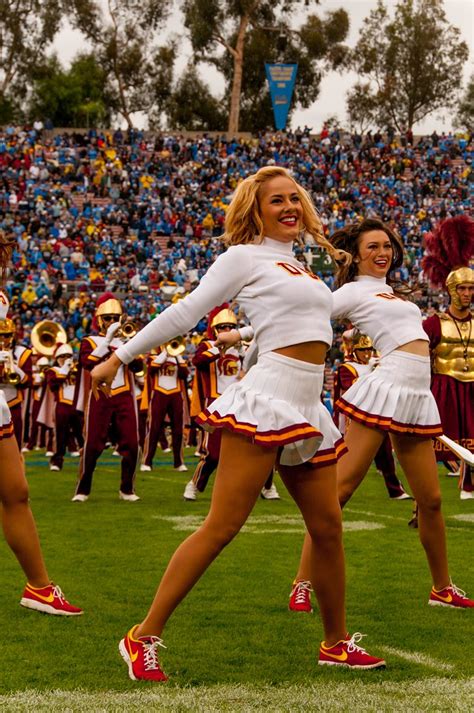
[
  {"left": 74, "top": 334, "right": 140, "bottom": 497},
  {"left": 190, "top": 340, "right": 242, "bottom": 492},
  {"left": 47, "top": 365, "right": 84, "bottom": 470},
  {"left": 25, "top": 362, "right": 53, "bottom": 450},
  {"left": 0, "top": 345, "right": 32, "bottom": 449},
  {"left": 142, "top": 350, "right": 188, "bottom": 469},
  {"left": 423, "top": 310, "right": 474, "bottom": 493}
]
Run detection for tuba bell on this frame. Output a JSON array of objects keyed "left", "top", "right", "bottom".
[
  {"left": 117, "top": 316, "right": 138, "bottom": 340},
  {"left": 166, "top": 336, "right": 186, "bottom": 357},
  {"left": 31, "top": 321, "right": 67, "bottom": 357}
]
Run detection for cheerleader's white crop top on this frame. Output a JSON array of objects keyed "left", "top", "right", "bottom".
[
  {"left": 115, "top": 237, "right": 333, "bottom": 364},
  {"left": 0, "top": 291, "right": 9, "bottom": 319},
  {"left": 332, "top": 275, "right": 428, "bottom": 356}
]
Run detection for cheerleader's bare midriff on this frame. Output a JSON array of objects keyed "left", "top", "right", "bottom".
[
  {"left": 273, "top": 340, "right": 328, "bottom": 365},
  {"left": 396, "top": 339, "right": 430, "bottom": 357}
]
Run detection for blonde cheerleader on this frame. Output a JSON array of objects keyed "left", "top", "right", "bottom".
[{"left": 91, "top": 167, "right": 385, "bottom": 681}]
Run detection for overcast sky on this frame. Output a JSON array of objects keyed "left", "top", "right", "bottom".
[{"left": 53, "top": 0, "right": 473, "bottom": 133}]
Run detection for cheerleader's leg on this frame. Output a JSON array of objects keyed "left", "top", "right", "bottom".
[
  {"left": 134, "top": 430, "right": 277, "bottom": 638},
  {"left": 0, "top": 434, "right": 49, "bottom": 587},
  {"left": 391, "top": 433, "right": 449, "bottom": 590},
  {"left": 279, "top": 462, "right": 346, "bottom": 646}
]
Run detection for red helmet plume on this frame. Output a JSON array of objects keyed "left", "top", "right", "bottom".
[{"left": 422, "top": 215, "right": 474, "bottom": 288}]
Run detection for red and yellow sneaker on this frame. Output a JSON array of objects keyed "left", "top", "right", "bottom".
[
  {"left": 289, "top": 580, "right": 313, "bottom": 613},
  {"left": 429, "top": 583, "right": 474, "bottom": 608},
  {"left": 119, "top": 625, "right": 168, "bottom": 682},
  {"left": 319, "top": 632, "right": 386, "bottom": 669},
  {"left": 20, "top": 583, "right": 83, "bottom": 616}
]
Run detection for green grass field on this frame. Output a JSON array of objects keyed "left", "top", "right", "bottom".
[{"left": 0, "top": 447, "right": 473, "bottom": 711}]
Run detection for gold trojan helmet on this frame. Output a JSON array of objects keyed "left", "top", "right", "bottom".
[
  {"left": 422, "top": 216, "right": 474, "bottom": 310},
  {"left": 210, "top": 308, "right": 237, "bottom": 333},
  {"left": 446, "top": 267, "right": 474, "bottom": 310},
  {"left": 0, "top": 318, "right": 15, "bottom": 348},
  {"left": 95, "top": 294, "right": 123, "bottom": 334},
  {"left": 0, "top": 317, "right": 15, "bottom": 335},
  {"left": 353, "top": 333, "right": 373, "bottom": 351}
]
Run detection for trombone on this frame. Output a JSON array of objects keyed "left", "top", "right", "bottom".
[
  {"left": 165, "top": 336, "right": 186, "bottom": 357},
  {"left": 117, "top": 316, "right": 138, "bottom": 340},
  {"left": 0, "top": 351, "right": 21, "bottom": 385}
]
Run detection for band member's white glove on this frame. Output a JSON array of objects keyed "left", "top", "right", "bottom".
[
  {"left": 152, "top": 350, "right": 168, "bottom": 365},
  {"left": 176, "top": 355, "right": 185, "bottom": 364},
  {"left": 13, "top": 365, "right": 26, "bottom": 380},
  {"left": 0, "top": 350, "right": 9, "bottom": 363},
  {"left": 105, "top": 322, "right": 121, "bottom": 345},
  {"left": 58, "top": 358, "right": 73, "bottom": 375},
  {"left": 91, "top": 322, "right": 122, "bottom": 359}
]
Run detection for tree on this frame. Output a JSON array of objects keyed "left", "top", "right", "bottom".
[
  {"left": 67, "top": 0, "right": 173, "bottom": 127},
  {"left": 455, "top": 76, "right": 474, "bottom": 131},
  {"left": 347, "top": 0, "right": 469, "bottom": 131},
  {"left": 28, "top": 54, "right": 113, "bottom": 127},
  {"left": 346, "top": 83, "right": 379, "bottom": 134},
  {"left": 0, "top": 0, "right": 62, "bottom": 118},
  {"left": 162, "top": 64, "right": 225, "bottom": 131},
  {"left": 183, "top": 0, "right": 349, "bottom": 133}
]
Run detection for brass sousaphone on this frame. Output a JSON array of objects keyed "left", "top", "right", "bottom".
[{"left": 31, "top": 320, "right": 68, "bottom": 357}]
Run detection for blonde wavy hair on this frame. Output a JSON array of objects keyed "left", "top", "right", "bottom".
[{"left": 222, "top": 166, "right": 350, "bottom": 265}]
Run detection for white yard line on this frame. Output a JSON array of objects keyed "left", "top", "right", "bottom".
[
  {"left": 379, "top": 645, "right": 455, "bottom": 672},
  {"left": 153, "top": 514, "right": 384, "bottom": 533},
  {"left": 1, "top": 678, "right": 472, "bottom": 712},
  {"left": 345, "top": 507, "right": 470, "bottom": 532}
]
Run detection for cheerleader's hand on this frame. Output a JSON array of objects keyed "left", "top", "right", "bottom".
[
  {"left": 368, "top": 356, "right": 380, "bottom": 370},
  {"left": 215, "top": 329, "right": 241, "bottom": 350},
  {"left": 91, "top": 353, "right": 122, "bottom": 399}
]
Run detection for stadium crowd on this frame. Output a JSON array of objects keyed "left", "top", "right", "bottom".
[{"left": 0, "top": 123, "right": 471, "bottom": 356}]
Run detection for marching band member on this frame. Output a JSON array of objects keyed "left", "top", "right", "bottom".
[
  {"left": 333, "top": 330, "right": 410, "bottom": 501},
  {"left": 91, "top": 167, "right": 385, "bottom": 681},
  {"left": 134, "top": 363, "right": 148, "bottom": 451},
  {"left": 422, "top": 215, "right": 474, "bottom": 499},
  {"left": 0, "top": 318, "right": 32, "bottom": 449},
  {"left": 47, "top": 344, "right": 84, "bottom": 472},
  {"left": 141, "top": 341, "right": 188, "bottom": 473},
  {"left": 0, "top": 232, "right": 82, "bottom": 615},
  {"left": 24, "top": 355, "right": 50, "bottom": 452},
  {"left": 72, "top": 293, "right": 141, "bottom": 502},
  {"left": 182, "top": 306, "right": 243, "bottom": 501},
  {"left": 292, "top": 217, "right": 474, "bottom": 613}
]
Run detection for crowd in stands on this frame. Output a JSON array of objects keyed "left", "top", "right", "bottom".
[{"left": 0, "top": 123, "right": 471, "bottom": 359}]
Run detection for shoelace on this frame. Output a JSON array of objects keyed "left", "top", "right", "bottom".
[
  {"left": 52, "top": 585, "right": 65, "bottom": 603},
  {"left": 346, "top": 632, "right": 368, "bottom": 654},
  {"left": 294, "top": 581, "right": 312, "bottom": 604},
  {"left": 142, "top": 637, "right": 167, "bottom": 672},
  {"left": 449, "top": 583, "right": 467, "bottom": 599}
]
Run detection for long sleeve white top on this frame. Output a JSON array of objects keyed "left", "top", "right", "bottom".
[
  {"left": 332, "top": 275, "right": 428, "bottom": 356},
  {"left": 115, "top": 237, "right": 334, "bottom": 364}
]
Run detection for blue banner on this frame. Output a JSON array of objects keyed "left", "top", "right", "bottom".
[{"left": 265, "top": 63, "right": 298, "bottom": 131}]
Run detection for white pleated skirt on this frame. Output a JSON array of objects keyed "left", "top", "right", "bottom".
[
  {"left": 196, "top": 351, "right": 346, "bottom": 467},
  {"left": 0, "top": 391, "right": 14, "bottom": 440},
  {"left": 338, "top": 351, "right": 442, "bottom": 437}
]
